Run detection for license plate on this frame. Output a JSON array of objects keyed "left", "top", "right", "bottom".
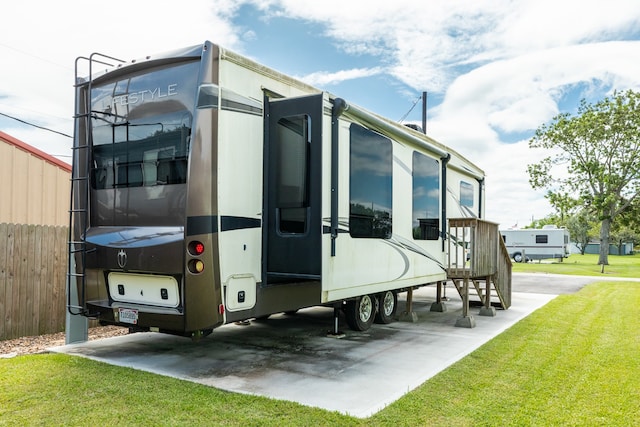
[{"left": 118, "top": 308, "right": 139, "bottom": 325}]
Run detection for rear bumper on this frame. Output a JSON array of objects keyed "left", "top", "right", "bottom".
[{"left": 86, "top": 299, "right": 187, "bottom": 334}]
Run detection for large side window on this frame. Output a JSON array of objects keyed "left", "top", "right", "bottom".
[
  {"left": 349, "top": 124, "right": 392, "bottom": 239},
  {"left": 460, "top": 181, "right": 474, "bottom": 207},
  {"left": 274, "top": 115, "right": 310, "bottom": 234},
  {"left": 413, "top": 152, "right": 440, "bottom": 240}
]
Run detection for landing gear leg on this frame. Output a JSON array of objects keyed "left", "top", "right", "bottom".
[
  {"left": 399, "top": 288, "right": 419, "bottom": 322},
  {"left": 327, "top": 304, "right": 345, "bottom": 338}
]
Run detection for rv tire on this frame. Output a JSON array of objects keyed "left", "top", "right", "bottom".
[
  {"left": 345, "top": 295, "right": 375, "bottom": 331},
  {"left": 374, "top": 290, "right": 397, "bottom": 324}
]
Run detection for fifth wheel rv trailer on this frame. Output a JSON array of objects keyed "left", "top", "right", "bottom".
[
  {"left": 501, "top": 226, "right": 570, "bottom": 262},
  {"left": 68, "top": 41, "right": 489, "bottom": 338}
]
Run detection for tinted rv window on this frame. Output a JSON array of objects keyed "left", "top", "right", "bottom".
[
  {"left": 90, "top": 60, "right": 199, "bottom": 189},
  {"left": 536, "top": 234, "right": 548, "bottom": 244},
  {"left": 412, "top": 152, "right": 439, "bottom": 240},
  {"left": 460, "top": 181, "right": 474, "bottom": 207},
  {"left": 274, "top": 115, "right": 310, "bottom": 234},
  {"left": 349, "top": 124, "right": 392, "bottom": 239}
]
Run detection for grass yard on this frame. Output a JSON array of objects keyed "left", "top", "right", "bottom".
[
  {"left": 1, "top": 281, "right": 639, "bottom": 426},
  {"left": 511, "top": 253, "right": 640, "bottom": 278}
]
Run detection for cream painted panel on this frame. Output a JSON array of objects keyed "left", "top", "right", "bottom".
[
  {"left": 10, "top": 148, "right": 29, "bottom": 223},
  {"left": 0, "top": 140, "right": 70, "bottom": 225},
  {"left": 0, "top": 143, "right": 13, "bottom": 222},
  {"left": 27, "top": 156, "right": 44, "bottom": 225}
]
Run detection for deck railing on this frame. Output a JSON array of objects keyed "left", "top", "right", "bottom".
[
  {"left": 495, "top": 236, "right": 512, "bottom": 308},
  {"left": 446, "top": 217, "right": 512, "bottom": 309},
  {"left": 447, "top": 218, "right": 499, "bottom": 278}
]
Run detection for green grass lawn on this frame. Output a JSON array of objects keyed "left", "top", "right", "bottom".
[
  {"left": 511, "top": 253, "right": 640, "bottom": 278},
  {"left": 2, "top": 281, "right": 639, "bottom": 426}
]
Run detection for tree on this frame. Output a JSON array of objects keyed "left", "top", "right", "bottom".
[
  {"left": 610, "top": 224, "right": 638, "bottom": 255},
  {"left": 616, "top": 196, "right": 640, "bottom": 237},
  {"left": 565, "top": 210, "right": 597, "bottom": 255},
  {"left": 545, "top": 191, "right": 579, "bottom": 224},
  {"left": 524, "top": 214, "right": 563, "bottom": 229},
  {"left": 528, "top": 90, "right": 640, "bottom": 266},
  {"left": 611, "top": 200, "right": 640, "bottom": 254}
]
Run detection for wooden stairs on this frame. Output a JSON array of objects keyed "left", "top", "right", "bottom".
[{"left": 441, "top": 218, "right": 512, "bottom": 327}]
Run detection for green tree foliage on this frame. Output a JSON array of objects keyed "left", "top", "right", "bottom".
[
  {"left": 565, "top": 210, "right": 598, "bottom": 255},
  {"left": 524, "top": 214, "right": 564, "bottom": 230},
  {"left": 616, "top": 196, "right": 640, "bottom": 235},
  {"left": 610, "top": 224, "right": 638, "bottom": 255},
  {"left": 545, "top": 191, "right": 579, "bottom": 223},
  {"left": 528, "top": 90, "right": 640, "bottom": 266}
]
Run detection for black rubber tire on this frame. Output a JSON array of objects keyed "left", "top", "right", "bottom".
[
  {"left": 344, "top": 295, "right": 376, "bottom": 331},
  {"left": 513, "top": 252, "right": 524, "bottom": 263},
  {"left": 374, "top": 290, "right": 397, "bottom": 324}
]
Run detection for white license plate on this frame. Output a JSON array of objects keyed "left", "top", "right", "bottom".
[{"left": 118, "top": 308, "right": 139, "bottom": 325}]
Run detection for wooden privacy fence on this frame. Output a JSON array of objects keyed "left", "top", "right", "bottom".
[{"left": 0, "top": 223, "right": 68, "bottom": 340}]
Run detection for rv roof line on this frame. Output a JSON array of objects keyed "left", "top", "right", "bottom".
[{"left": 334, "top": 97, "right": 449, "bottom": 159}]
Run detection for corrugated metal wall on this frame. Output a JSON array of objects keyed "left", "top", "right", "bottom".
[{"left": 0, "top": 133, "right": 70, "bottom": 226}]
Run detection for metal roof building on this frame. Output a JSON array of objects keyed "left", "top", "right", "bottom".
[{"left": 0, "top": 131, "right": 70, "bottom": 226}]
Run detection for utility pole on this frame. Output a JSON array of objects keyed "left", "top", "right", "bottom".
[{"left": 422, "top": 91, "right": 427, "bottom": 135}]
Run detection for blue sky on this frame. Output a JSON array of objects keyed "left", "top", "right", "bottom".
[{"left": 2, "top": 0, "right": 640, "bottom": 228}]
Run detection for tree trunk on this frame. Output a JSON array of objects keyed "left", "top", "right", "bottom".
[
  {"left": 598, "top": 218, "right": 611, "bottom": 265},
  {"left": 579, "top": 240, "right": 588, "bottom": 255}
]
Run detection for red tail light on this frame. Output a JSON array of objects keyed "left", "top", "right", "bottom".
[
  {"left": 187, "top": 241, "right": 205, "bottom": 274},
  {"left": 188, "top": 241, "right": 205, "bottom": 256}
]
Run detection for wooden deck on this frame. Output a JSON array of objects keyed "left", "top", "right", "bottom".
[{"left": 441, "top": 218, "right": 512, "bottom": 327}]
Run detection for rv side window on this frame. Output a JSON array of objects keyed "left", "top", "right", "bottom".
[
  {"left": 460, "top": 181, "right": 474, "bottom": 207},
  {"left": 274, "top": 115, "right": 310, "bottom": 234},
  {"left": 412, "top": 152, "right": 439, "bottom": 240},
  {"left": 536, "top": 234, "right": 548, "bottom": 244},
  {"left": 349, "top": 124, "right": 392, "bottom": 239}
]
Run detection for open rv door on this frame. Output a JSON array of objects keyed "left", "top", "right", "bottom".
[{"left": 264, "top": 93, "right": 324, "bottom": 284}]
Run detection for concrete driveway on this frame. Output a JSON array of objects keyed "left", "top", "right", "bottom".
[{"left": 50, "top": 273, "right": 599, "bottom": 418}]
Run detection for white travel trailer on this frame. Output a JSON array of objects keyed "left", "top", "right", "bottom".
[
  {"left": 68, "top": 41, "right": 502, "bottom": 338},
  {"left": 501, "top": 226, "right": 570, "bottom": 262}
]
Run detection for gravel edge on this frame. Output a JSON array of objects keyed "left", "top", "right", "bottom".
[{"left": 0, "top": 326, "right": 129, "bottom": 358}]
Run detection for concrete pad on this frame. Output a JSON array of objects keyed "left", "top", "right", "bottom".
[{"left": 50, "top": 286, "right": 555, "bottom": 418}]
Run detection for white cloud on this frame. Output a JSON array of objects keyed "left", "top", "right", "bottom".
[
  {"left": 2, "top": 0, "right": 640, "bottom": 228},
  {"left": 0, "top": 0, "right": 243, "bottom": 157},
  {"left": 298, "top": 67, "right": 384, "bottom": 87},
  {"left": 428, "top": 41, "right": 640, "bottom": 160},
  {"left": 420, "top": 40, "right": 640, "bottom": 226}
]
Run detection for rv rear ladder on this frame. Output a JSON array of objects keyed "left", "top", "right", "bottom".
[{"left": 66, "top": 53, "right": 124, "bottom": 315}]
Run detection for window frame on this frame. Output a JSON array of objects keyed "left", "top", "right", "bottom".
[
  {"left": 348, "top": 123, "right": 393, "bottom": 239},
  {"left": 412, "top": 151, "right": 440, "bottom": 241}
]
